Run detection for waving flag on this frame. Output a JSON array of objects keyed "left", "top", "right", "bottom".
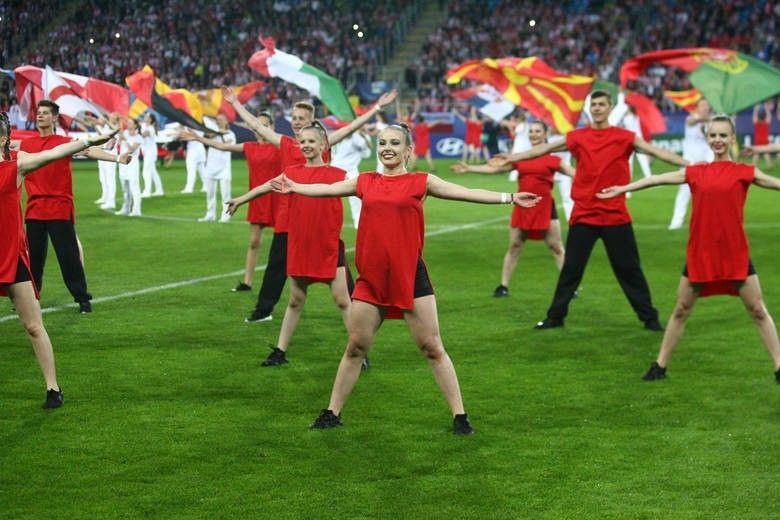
[
  {"left": 42, "top": 66, "right": 104, "bottom": 118},
  {"left": 248, "top": 36, "right": 355, "bottom": 122},
  {"left": 13, "top": 65, "right": 129, "bottom": 121},
  {"left": 446, "top": 57, "right": 594, "bottom": 133},
  {"left": 198, "top": 81, "right": 265, "bottom": 121},
  {"left": 625, "top": 91, "right": 667, "bottom": 140},
  {"left": 663, "top": 89, "right": 703, "bottom": 113},
  {"left": 450, "top": 84, "right": 516, "bottom": 122},
  {"left": 620, "top": 48, "right": 780, "bottom": 113},
  {"left": 125, "top": 66, "right": 212, "bottom": 133}
]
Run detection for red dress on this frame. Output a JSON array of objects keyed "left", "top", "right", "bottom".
[
  {"left": 20, "top": 135, "right": 75, "bottom": 221},
  {"left": 511, "top": 155, "right": 561, "bottom": 239},
  {"left": 465, "top": 120, "right": 483, "bottom": 147},
  {"left": 567, "top": 126, "right": 635, "bottom": 226},
  {"left": 276, "top": 136, "right": 331, "bottom": 233},
  {"left": 354, "top": 172, "right": 428, "bottom": 318},
  {"left": 244, "top": 142, "right": 281, "bottom": 226},
  {"left": 686, "top": 162, "right": 754, "bottom": 297},
  {"left": 414, "top": 124, "right": 431, "bottom": 156},
  {"left": 754, "top": 122, "right": 769, "bottom": 146},
  {"left": 285, "top": 164, "right": 345, "bottom": 283},
  {"left": 0, "top": 160, "right": 37, "bottom": 298}
]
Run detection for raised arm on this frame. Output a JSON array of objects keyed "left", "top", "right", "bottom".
[
  {"left": 328, "top": 89, "right": 398, "bottom": 146},
  {"left": 274, "top": 174, "right": 358, "bottom": 198},
  {"left": 450, "top": 160, "right": 506, "bottom": 175},
  {"left": 753, "top": 168, "right": 780, "bottom": 190},
  {"left": 633, "top": 137, "right": 688, "bottom": 167},
  {"left": 742, "top": 143, "right": 780, "bottom": 156},
  {"left": 223, "top": 86, "right": 282, "bottom": 147},
  {"left": 597, "top": 169, "right": 687, "bottom": 199},
  {"left": 426, "top": 174, "right": 540, "bottom": 207},
  {"left": 488, "top": 140, "right": 566, "bottom": 168},
  {"left": 16, "top": 130, "right": 118, "bottom": 178}
]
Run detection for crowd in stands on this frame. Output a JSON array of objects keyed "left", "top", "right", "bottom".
[{"left": 2, "top": 0, "right": 780, "bottom": 117}]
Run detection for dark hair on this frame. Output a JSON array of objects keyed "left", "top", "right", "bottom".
[
  {"left": 38, "top": 100, "right": 60, "bottom": 116},
  {"left": 0, "top": 112, "right": 10, "bottom": 160},
  {"left": 146, "top": 112, "right": 159, "bottom": 131},
  {"left": 257, "top": 110, "right": 274, "bottom": 124},
  {"left": 707, "top": 114, "right": 736, "bottom": 135},
  {"left": 589, "top": 89, "right": 612, "bottom": 104},
  {"left": 529, "top": 120, "right": 548, "bottom": 133}
]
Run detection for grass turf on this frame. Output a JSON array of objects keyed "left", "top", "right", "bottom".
[{"left": 1, "top": 156, "right": 779, "bottom": 518}]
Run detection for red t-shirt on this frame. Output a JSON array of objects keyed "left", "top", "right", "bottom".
[
  {"left": 567, "top": 126, "right": 635, "bottom": 226},
  {"left": 276, "top": 135, "right": 331, "bottom": 233},
  {"left": 353, "top": 172, "right": 427, "bottom": 317},
  {"left": 244, "top": 142, "right": 281, "bottom": 226},
  {"left": 0, "top": 159, "right": 36, "bottom": 298},
  {"left": 686, "top": 162, "right": 753, "bottom": 296},
  {"left": 285, "top": 164, "right": 345, "bottom": 282},
  {"left": 511, "top": 155, "right": 561, "bottom": 238},
  {"left": 21, "top": 134, "right": 75, "bottom": 221}
]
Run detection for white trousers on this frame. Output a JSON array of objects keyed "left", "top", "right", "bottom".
[
  {"left": 119, "top": 164, "right": 142, "bottom": 215},
  {"left": 204, "top": 176, "right": 232, "bottom": 219},
  {"left": 669, "top": 184, "right": 691, "bottom": 228},
  {"left": 184, "top": 154, "right": 205, "bottom": 192},
  {"left": 98, "top": 160, "right": 117, "bottom": 207},
  {"left": 629, "top": 152, "right": 652, "bottom": 179},
  {"left": 554, "top": 172, "right": 573, "bottom": 222},
  {"left": 141, "top": 152, "right": 163, "bottom": 195}
]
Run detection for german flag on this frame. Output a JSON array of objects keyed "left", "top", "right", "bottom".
[
  {"left": 198, "top": 81, "right": 265, "bottom": 122},
  {"left": 446, "top": 57, "right": 594, "bottom": 133},
  {"left": 125, "top": 66, "right": 212, "bottom": 132}
]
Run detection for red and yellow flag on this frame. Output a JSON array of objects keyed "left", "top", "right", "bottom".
[
  {"left": 663, "top": 89, "right": 703, "bottom": 113},
  {"left": 446, "top": 57, "right": 594, "bottom": 133},
  {"left": 198, "top": 81, "right": 265, "bottom": 122}
]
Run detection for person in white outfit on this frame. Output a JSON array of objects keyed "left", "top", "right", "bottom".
[
  {"left": 668, "top": 98, "right": 712, "bottom": 230},
  {"left": 621, "top": 105, "right": 653, "bottom": 179},
  {"left": 116, "top": 119, "right": 143, "bottom": 216},
  {"left": 199, "top": 114, "right": 235, "bottom": 223},
  {"left": 330, "top": 129, "right": 372, "bottom": 228},
  {"left": 502, "top": 111, "right": 532, "bottom": 182},
  {"left": 547, "top": 128, "right": 574, "bottom": 222},
  {"left": 94, "top": 113, "right": 121, "bottom": 210},
  {"left": 140, "top": 113, "right": 163, "bottom": 197},
  {"left": 182, "top": 126, "right": 206, "bottom": 193}
]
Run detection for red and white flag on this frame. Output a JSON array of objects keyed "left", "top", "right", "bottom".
[{"left": 42, "top": 66, "right": 104, "bottom": 118}]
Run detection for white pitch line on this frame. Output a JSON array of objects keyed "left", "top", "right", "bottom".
[{"left": 0, "top": 216, "right": 508, "bottom": 323}]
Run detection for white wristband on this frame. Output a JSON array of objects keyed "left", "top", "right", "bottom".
[
  {"left": 500, "top": 192, "right": 507, "bottom": 204},
  {"left": 115, "top": 155, "right": 120, "bottom": 163}
]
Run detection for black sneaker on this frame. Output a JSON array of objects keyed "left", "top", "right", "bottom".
[
  {"left": 534, "top": 318, "right": 563, "bottom": 329},
  {"left": 493, "top": 285, "right": 509, "bottom": 298},
  {"left": 261, "top": 347, "right": 288, "bottom": 366},
  {"left": 232, "top": 282, "right": 252, "bottom": 292},
  {"left": 43, "top": 388, "right": 63, "bottom": 409},
  {"left": 245, "top": 310, "right": 272, "bottom": 323},
  {"left": 644, "top": 318, "right": 664, "bottom": 332},
  {"left": 361, "top": 356, "right": 370, "bottom": 371},
  {"left": 310, "top": 409, "right": 343, "bottom": 429},
  {"left": 453, "top": 413, "right": 475, "bottom": 435},
  {"left": 642, "top": 362, "right": 667, "bottom": 381},
  {"left": 79, "top": 301, "right": 92, "bottom": 314}
]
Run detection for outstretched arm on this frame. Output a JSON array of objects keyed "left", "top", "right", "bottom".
[
  {"left": 426, "top": 174, "right": 540, "bottom": 207},
  {"left": 223, "top": 86, "right": 282, "bottom": 147},
  {"left": 488, "top": 140, "right": 566, "bottom": 168},
  {"left": 178, "top": 128, "right": 244, "bottom": 152},
  {"left": 328, "top": 89, "right": 398, "bottom": 146},
  {"left": 16, "top": 130, "right": 119, "bottom": 179},
  {"left": 633, "top": 137, "right": 689, "bottom": 167},
  {"left": 84, "top": 146, "right": 131, "bottom": 164},
  {"left": 274, "top": 175, "right": 358, "bottom": 198},
  {"left": 225, "top": 177, "right": 279, "bottom": 215},
  {"left": 450, "top": 160, "right": 507, "bottom": 174},
  {"left": 597, "top": 169, "right": 686, "bottom": 199},
  {"left": 753, "top": 168, "right": 780, "bottom": 190},
  {"left": 742, "top": 143, "right": 780, "bottom": 156}
]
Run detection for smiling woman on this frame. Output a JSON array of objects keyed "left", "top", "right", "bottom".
[{"left": 274, "top": 123, "right": 540, "bottom": 434}]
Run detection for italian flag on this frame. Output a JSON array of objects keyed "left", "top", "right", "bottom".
[{"left": 248, "top": 37, "right": 355, "bottom": 121}]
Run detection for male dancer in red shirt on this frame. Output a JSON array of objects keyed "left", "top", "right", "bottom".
[{"left": 492, "top": 90, "right": 688, "bottom": 330}]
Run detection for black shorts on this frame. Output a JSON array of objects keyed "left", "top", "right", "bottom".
[
  {"left": 682, "top": 259, "right": 756, "bottom": 278},
  {"left": 413, "top": 257, "right": 434, "bottom": 298},
  {"left": 550, "top": 202, "right": 558, "bottom": 221},
  {"left": 337, "top": 242, "right": 346, "bottom": 268},
  {"left": 2, "top": 257, "right": 32, "bottom": 290}
]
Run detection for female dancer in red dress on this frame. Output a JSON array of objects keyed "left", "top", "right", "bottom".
[
  {"left": 598, "top": 115, "right": 780, "bottom": 381},
  {"left": 0, "top": 113, "right": 116, "bottom": 408},
  {"left": 274, "top": 123, "right": 541, "bottom": 434},
  {"left": 226, "top": 123, "right": 351, "bottom": 367},
  {"left": 452, "top": 120, "right": 575, "bottom": 297}
]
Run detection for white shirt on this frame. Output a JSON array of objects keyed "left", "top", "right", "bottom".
[
  {"left": 683, "top": 117, "right": 713, "bottom": 162},
  {"left": 140, "top": 123, "right": 158, "bottom": 153},
  {"left": 203, "top": 130, "right": 235, "bottom": 180},
  {"left": 511, "top": 122, "right": 531, "bottom": 153},
  {"left": 331, "top": 133, "right": 372, "bottom": 177}
]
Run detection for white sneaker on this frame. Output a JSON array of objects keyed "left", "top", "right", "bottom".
[
  {"left": 218, "top": 215, "right": 231, "bottom": 223},
  {"left": 115, "top": 209, "right": 129, "bottom": 215},
  {"left": 100, "top": 203, "right": 116, "bottom": 210},
  {"left": 153, "top": 192, "right": 164, "bottom": 197},
  {"left": 181, "top": 189, "right": 193, "bottom": 194},
  {"left": 198, "top": 215, "right": 216, "bottom": 222},
  {"left": 141, "top": 192, "right": 151, "bottom": 198},
  {"left": 94, "top": 198, "right": 105, "bottom": 204},
  {"left": 668, "top": 222, "right": 683, "bottom": 230},
  {"left": 129, "top": 212, "right": 142, "bottom": 217}
]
